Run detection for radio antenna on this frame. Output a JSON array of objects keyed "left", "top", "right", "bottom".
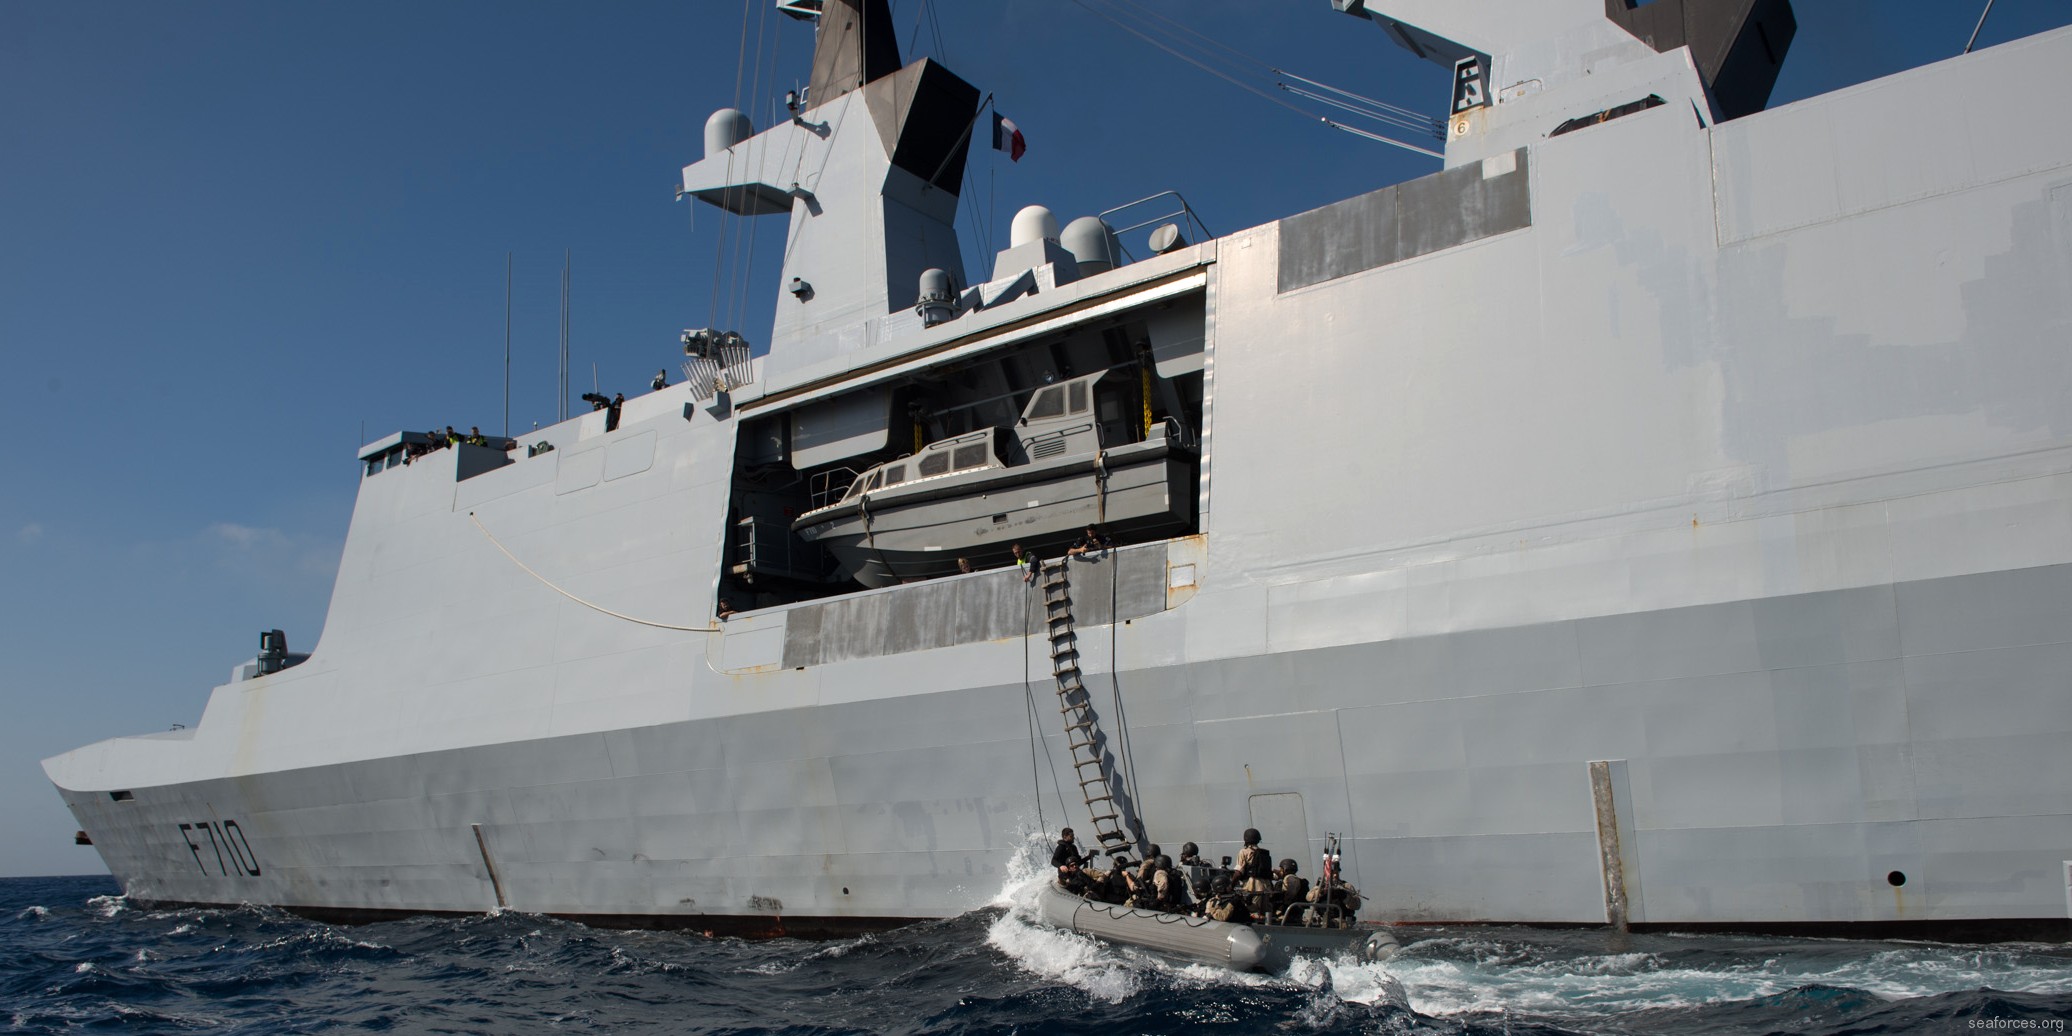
[
  {"left": 559, "top": 250, "right": 572, "bottom": 422},
  {"left": 503, "top": 252, "right": 512, "bottom": 437}
]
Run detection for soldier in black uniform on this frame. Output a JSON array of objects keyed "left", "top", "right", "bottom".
[
  {"left": 1099, "top": 855, "right": 1135, "bottom": 905},
  {"left": 1050, "top": 828, "right": 1087, "bottom": 870}
]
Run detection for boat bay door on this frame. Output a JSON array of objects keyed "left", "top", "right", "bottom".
[{"left": 1247, "top": 792, "right": 1311, "bottom": 867}]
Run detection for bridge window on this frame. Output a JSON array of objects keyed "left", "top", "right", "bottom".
[{"left": 1027, "top": 386, "right": 1065, "bottom": 420}]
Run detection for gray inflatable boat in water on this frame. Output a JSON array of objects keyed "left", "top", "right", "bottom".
[{"left": 1034, "top": 883, "right": 1400, "bottom": 972}]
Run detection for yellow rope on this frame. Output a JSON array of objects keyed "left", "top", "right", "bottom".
[{"left": 469, "top": 512, "right": 718, "bottom": 632}]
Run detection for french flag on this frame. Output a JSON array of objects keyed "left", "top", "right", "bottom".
[{"left": 991, "top": 111, "right": 1026, "bottom": 162}]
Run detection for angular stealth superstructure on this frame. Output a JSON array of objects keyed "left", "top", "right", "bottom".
[{"left": 48, "top": 0, "right": 2072, "bottom": 939}]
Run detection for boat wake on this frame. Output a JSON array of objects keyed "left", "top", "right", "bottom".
[{"left": 975, "top": 834, "right": 2072, "bottom": 1032}]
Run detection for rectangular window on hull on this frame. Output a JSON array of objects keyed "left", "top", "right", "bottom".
[
  {"left": 918, "top": 452, "right": 950, "bottom": 476},
  {"left": 952, "top": 443, "right": 987, "bottom": 469},
  {"left": 882, "top": 464, "right": 906, "bottom": 486}
]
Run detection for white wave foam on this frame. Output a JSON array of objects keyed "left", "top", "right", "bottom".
[
  {"left": 86, "top": 894, "right": 126, "bottom": 918},
  {"left": 806, "top": 932, "right": 878, "bottom": 960},
  {"left": 17, "top": 905, "right": 49, "bottom": 920},
  {"left": 1380, "top": 931, "right": 2072, "bottom": 1021},
  {"left": 1317, "top": 956, "right": 1411, "bottom": 1009}
]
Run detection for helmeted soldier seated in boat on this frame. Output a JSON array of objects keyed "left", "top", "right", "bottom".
[
  {"left": 1203, "top": 875, "right": 1251, "bottom": 924},
  {"left": 1123, "top": 843, "right": 1163, "bottom": 907},
  {"left": 1155, "top": 854, "right": 1188, "bottom": 913},
  {"left": 1273, "top": 858, "right": 1310, "bottom": 924},
  {"left": 1126, "top": 849, "right": 1175, "bottom": 911},
  {"left": 1097, "top": 855, "right": 1135, "bottom": 904},
  {"left": 1057, "top": 860, "right": 1092, "bottom": 896},
  {"left": 1177, "top": 841, "right": 1213, "bottom": 906},
  {"left": 1306, "top": 852, "right": 1363, "bottom": 927}
]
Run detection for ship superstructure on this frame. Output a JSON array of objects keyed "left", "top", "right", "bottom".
[{"left": 47, "top": 0, "right": 2072, "bottom": 939}]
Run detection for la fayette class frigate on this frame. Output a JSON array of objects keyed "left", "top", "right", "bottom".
[{"left": 47, "top": 0, "right": 2072, "bottom": 940}]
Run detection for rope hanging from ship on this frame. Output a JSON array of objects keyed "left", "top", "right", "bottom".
[{"left": 468, "top": 512, "right": 719, "bottom": 632}]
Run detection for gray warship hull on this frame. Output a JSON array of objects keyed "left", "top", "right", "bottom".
[{"left": 47, "top": 3, "right": 2072, "bottom": 940}]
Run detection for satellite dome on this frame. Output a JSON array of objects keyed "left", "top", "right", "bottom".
[
  {"left": 1060, "top": 217, "right": 1119, "bottom": 275},
  {"left": 1009, "top": 205, "right": 1060, "bottom": 248},
  {"left": 705, "top": 109, "right": 753, "bottom": 158}
]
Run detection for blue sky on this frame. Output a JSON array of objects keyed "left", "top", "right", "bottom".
[{"left": 3, "top": 0, "right": 2067, "bottom": 878}]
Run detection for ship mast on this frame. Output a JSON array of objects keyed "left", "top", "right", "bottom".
[{"left": 680, "top": 0, "right": 979, "bottom": 381}]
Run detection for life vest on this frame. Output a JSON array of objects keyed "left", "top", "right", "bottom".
[{"left": 1236, "top": 845, "right": 1272, "bottom": 884}]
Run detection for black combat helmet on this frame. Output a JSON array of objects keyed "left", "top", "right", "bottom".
[
  {"left": 1146, "top": 843, "right": 1161, "bottom": 860},
  {"left": 1181, "top": 841, "right": 1199, "bottom": 858},
  {"left": 1243, "top": 828, "right": 1261, "bottom": 846},
  {"left": 1158, "top": 855, "right": 1173, "bottom": 869},
  {"left": 1280, "top": 858, "right": 1298, "bottom": 874}
]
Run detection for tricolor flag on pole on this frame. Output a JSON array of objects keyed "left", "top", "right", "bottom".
[{"left": 991, "top": 111, "right": 1026, "bottom": 162}]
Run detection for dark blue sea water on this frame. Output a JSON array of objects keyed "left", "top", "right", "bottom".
[{"left": 5, "top": 871, "right": 2069, "bottom": 1034}]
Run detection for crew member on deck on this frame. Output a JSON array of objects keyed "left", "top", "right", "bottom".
[
  {"left": 1067, "top": 525, "right": 1110, "bottom": 558},
  {"left": 652, "top": 368, "right": 669, "bottom": 390},
  {"left": 1012, "top": 543, "right": 1034, "bottom": 583}
]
